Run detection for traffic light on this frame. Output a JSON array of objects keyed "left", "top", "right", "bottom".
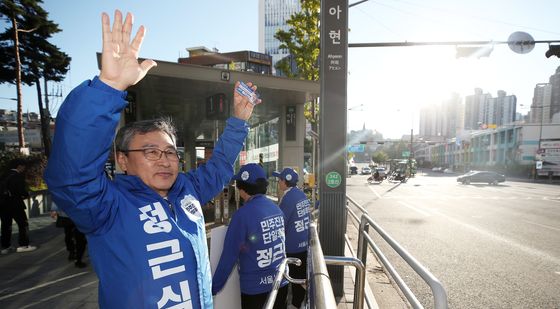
[
  {"left": 545, "top": 45, "right": 560, "bottom": 58},
  {"left": 206, "top": 93, "right": 229, "bottom": 120},
  {"left": 456, "top": 46, "right": 493, "bottom": 58}
]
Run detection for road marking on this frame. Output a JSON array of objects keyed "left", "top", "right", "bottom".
[
  {"left": 0, "top": 272, "right": 90, "bottom": 301},
  {"left": 523, "top": 220, "right": 560, "bottom": 232},
  {"left": 397, "top": 201, "right": 432, "bottom": 217},
  {"left": 428, "top": 208, "right": 560, "bottom": 266},
  {"left": 19, "top": 280, "right": 98, "bottom": 309},
  {"left": 366, "top": 184, "right": 382, "bottom": 199},
  {"left": 543, "top": 196, "right": 560, "bottom": 203}
]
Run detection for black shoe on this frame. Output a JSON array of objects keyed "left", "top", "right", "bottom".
[
  {"left": 68, "top": 252, "right": 76, "bottom": 261},
  {"left": 74, "top": 261, "right": 87, "bottom": 268}
]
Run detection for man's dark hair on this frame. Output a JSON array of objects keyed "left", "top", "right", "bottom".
[
  {"left": 9, "top": 158, "right": 27, "bottom": 169},
  {"left": 236, "top": 178, "right": 269, "bottom": 196},
  {"left": 115, "top": 117, "right": 177, "bottom": 151}
]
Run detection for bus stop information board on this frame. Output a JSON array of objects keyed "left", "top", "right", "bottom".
[{"left": 319, "top": 0, "right": 348, "bottom": 296}]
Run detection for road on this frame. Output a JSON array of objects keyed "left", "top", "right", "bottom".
[{"left": 346, "top": 172, "right": 560, "bottom": 308}]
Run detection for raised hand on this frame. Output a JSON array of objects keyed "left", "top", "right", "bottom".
[
  {"left": 99, "top": 10, "right": 157, "bottom": 91},
  {"left": 233, "top": 81, "right": 261, "bottom": 121}
]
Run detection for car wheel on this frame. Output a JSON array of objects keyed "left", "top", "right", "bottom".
[
  {"left": 465, "top": 179, "right": 470, "bottom": 185},
  {"left": 491, "top": 180, "right": 498, "bottom": 185}
]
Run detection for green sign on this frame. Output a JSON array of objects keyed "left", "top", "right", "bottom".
[
  {"left": 325, "top": 171, "right": 342, "bottom": 188},
  {"left": 402, "top": 151, "right": 410, "bottom": 157}
]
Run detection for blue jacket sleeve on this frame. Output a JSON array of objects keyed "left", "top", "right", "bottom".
[
  {"left": 44, "top": 77, "right": 127, "bottom": 234},
  {"left": 212, "top": 211, "right": 246, "bottom": 295},
  {"left": 187, "top": 117, "right": 248, "bottom": 205}
]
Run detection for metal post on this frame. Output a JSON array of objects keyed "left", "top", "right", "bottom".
[
  {"left": 356, "top": 219, "right": 369, "bottom": 265},
  {"left": 410, "top": 128, "right": 413, "bottom": 176},
  {"left": 324, "top": 256, "right": 366, "bottom": 309},
  {"left": 535, "top": 104, "right": 544, "bottom": 180}
]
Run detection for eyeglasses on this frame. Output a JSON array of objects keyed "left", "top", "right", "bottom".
[{"left": 122, "top": 148, "right": 180, "bottom": 161}]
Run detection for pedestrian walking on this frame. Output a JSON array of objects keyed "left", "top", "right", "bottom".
[
  {"left": 44, "top": 10, "right": 259, "bottom": 309},
  {"left": 50, "top": 203, "right": 87, "bottom": 268},
  {"left": 272, "top": 168, "right": 311, "bottom": 308},
  {"left": 0, "top": 158, "right": 36, "bottom": 254},
  {"left": 212, "top": 163, "right": 288, "bottom": 309}
]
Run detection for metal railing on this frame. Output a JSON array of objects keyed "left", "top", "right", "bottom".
[
  {"left": 346, "top": 196, "right": 449, "bottom": 309},
  {"left": 263, "top": 257, "right": 304, "bottom": 309},
  {"left": 264, "top": 221, "right": 341, "bottom": 309},
  {"left": 307, "top": 222, "right": 338, "bottom": 309},
  {"left": 323, "top": 255, "right": 365, "bottom": 309}
]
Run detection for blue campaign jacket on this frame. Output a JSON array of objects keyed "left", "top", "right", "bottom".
[
  {"left": 44, "top": 77, "right": 248, "bottom": 309},
  {"left": 212, "top": 194, "right": 287, "bottom": 295},
  {"left": 279, "top": 187, "right": 311, "bottom": 254}
]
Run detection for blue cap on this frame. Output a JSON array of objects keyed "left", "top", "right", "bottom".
[
  {"left": 233, "top": 163, "right": 267, "bottom": 185},
  {"left": 272, "top": 168, "right": 299, "bottom": 183}
]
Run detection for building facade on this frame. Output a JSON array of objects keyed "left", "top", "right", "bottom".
[
  {"left": 549, "top": 66, "right": 560, "bottom": 120},
  {"left": 486, "top": 90, "right": 516, "bottom": 127},
  {"left": 530, "top": 83, "right": 552, "bottom": 124},
  {"left": 258, "top": 0, "right": 301, "bottom": 75},
  {"left": 414, "top": 123, "right": 560, "bottom": 177},
  {"left": 464, "top": 88, "right": 492, "bottom": 130},
  {"left": 178, "top": 47, "right": 273, "bottom": 75}
]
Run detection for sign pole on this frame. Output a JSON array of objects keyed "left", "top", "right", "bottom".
[{"left": 319, "top": 0, "right": 348, "bottom": 296}]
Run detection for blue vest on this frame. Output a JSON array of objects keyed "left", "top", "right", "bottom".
[
  {"left": 279, "top": 187, "right": 311, "bottom": 253},
  {"left": 212, "top": 194, "right": 288, "bottom": 295}
]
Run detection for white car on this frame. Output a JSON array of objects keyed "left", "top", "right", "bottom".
[{"left": 361, "top": 166, "right": 372, "bottom": 175}]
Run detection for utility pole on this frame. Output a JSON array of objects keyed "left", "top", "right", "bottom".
[
  {"left": 409, "top": 128, "right": 414, "bottom": 176},
  {"left": 9, "top": 14, "right": 37, "bottom": 152}
]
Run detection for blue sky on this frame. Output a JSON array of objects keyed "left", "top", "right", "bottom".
[{"left": 1, "top": 0, "right": 560, "bottom": 138}]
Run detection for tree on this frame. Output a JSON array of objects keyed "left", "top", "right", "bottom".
[
  {"left": 274, "top": 0, "right": 320, "bottom": 81},
  {"left": 32, "top": 42, "right": 71, "bottom": 157},
  {"left": 0, "top": 0, "right": 70, "bottom": 156},
  {"left": 384, "top": 141, "right": 409, "bottom": 160},
  {"left": 372, "top": 151, "right": 389, "bottom": 165},
  {"left": 274, "top": 0, "right": 321, "bottom": 174},
  {"left": 274, "top": 0, "right": 320, "bottom": 126}
]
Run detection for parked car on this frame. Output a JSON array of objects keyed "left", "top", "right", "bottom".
[
  {"left": 349, "top": 166, "right": 358, "bottom": 175},
  {"left": 361, "top": 166, "right": 372, "bottom": 175},
  {"left": 457, "top": 171, "right": 506, "bottom": 185},
  {"left": 432, "top": 167, "right": 443, "bottom": 172},
  {"left": 443, "top": 168, "right": 454, "bottom": 174}
]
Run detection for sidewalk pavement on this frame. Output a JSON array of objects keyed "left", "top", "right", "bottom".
[
  {"left": 0, "top": 214, "right": 99, "bottom": 309},
  {"left": 2, "top": 212, "right": 390, "bottom": 309}
]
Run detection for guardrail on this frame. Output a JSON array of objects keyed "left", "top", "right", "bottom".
[
  {"left": 263, "top": 221, "right": 340, "bottom": 309},
  {"left": 307, "top": 222, "right": 338, "bottom": 309},
  {"left": 263, "top": 257, "right": 304, "bottom": 309},
  {"left": 346, "top": 195, "right": 449, "bottom": 309},
  {"left": 323, "top": 255, "right": 365, "bottom": 309}
]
